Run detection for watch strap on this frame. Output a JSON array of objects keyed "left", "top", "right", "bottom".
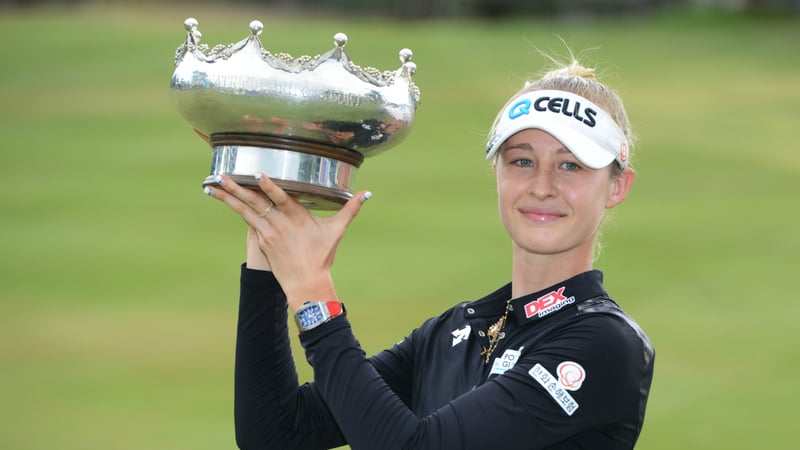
[{"left": 294, "top": 300, "right": 345, "bottom": 332}]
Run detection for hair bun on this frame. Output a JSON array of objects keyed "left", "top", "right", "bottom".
[{"left": 544, "top": 60, "right": 597, "bottom": 80}]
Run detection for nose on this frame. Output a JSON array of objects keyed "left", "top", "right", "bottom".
[{"left": 528, "top": 167, "right": 557, "bottom": 200}]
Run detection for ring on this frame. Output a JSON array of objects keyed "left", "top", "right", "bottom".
[{"left": 258, "top": 203, "right": 273, "bottom": 217}]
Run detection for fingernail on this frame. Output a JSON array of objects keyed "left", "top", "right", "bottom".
[
  {"left": 203, "top": 187, "right": 213, "bottom": 196},
  {"left": 361, "top": 191, "right": 372, "bottom": 202},
  {"left": 254, "top": 173, "right": 263, "bottom": 181},
  {"left": 214, "top": 175, "right": 224, "bottom": 184}
]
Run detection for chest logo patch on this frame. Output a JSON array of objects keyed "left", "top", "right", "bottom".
[
  {"left": 451, "top": 325, "right": 471, "bottom": 347},
  {"left": 489, "top": 346, "right": 524, "bottom": 377},
  {"left": 523, "top": 286, "right": 575, "bottom": 319}
]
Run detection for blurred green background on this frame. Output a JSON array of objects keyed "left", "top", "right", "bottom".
[{"left": 1, "top": 2, "right": 798, "bottom": 449}]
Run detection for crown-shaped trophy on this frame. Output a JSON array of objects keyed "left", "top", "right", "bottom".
[{"left": 171, "top": 18, "right": 421, "bottom": 210}]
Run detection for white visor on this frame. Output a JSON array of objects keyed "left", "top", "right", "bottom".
[{"left": 486, "top": 89, "right": 629, "bottom": 169}]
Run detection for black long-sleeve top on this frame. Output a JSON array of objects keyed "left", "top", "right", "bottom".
[{"left": 234, "top": 265, "right": 655, "bottom": 449}]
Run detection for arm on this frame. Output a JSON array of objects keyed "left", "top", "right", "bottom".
[
  {"left": 234, "top": 266, "right": 421, "bottom": 449},
  {"left": 206, "top": 175, "right": 414, "bottom": 448},
  {"left": 234, "top": 266, "right": 348, "bottom": 450},
  {"left": 300, "top": 319, "right": 540, "bottom": 450},
  {"left": 299, "top": 313, "right": 652, "bottom": 450}
]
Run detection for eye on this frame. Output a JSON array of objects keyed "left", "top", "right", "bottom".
[
  {"left": 513, "top": 158, "right": 533, "bottom": 167},
  {"left": 560, "top": 161, "right": 581, "bottom": 171}
]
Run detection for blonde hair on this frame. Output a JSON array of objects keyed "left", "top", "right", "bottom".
[{"left": 489, "top": 57, "right": 635, "bottom": 174}]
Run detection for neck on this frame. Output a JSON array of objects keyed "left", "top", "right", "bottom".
[{"left": 510, "top": 244, "right": 594, "bottom": 299}]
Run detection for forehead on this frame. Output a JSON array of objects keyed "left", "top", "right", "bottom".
[{"left": 500, "top": 128, "right": 570, "bottom": 154}]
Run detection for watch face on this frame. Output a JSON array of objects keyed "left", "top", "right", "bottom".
[{"left": 297, "top": 304, "right": 325, "bottom": 328}]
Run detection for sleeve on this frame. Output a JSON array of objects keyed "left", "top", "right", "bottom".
[
  {"left": 234, "top": 265, "right": 345, "bottom": 450},
  {"left": 299, "top": 313, "right": 651, "bottom": 450},
  {"left": 233, "top": 265, "right": 421, "bottom": 450},
  {"left": 365, "top": 334, "right": 416, "bottom": 408}
]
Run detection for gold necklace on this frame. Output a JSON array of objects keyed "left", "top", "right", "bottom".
[{"left": 480, "top": 300, "right": 512, "bottom": 364}]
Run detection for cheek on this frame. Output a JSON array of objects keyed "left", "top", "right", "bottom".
[
  {"left": 495, "top": 177, "right": 520, "bottom": 223},
  {"left": 496, "top": 174, "right": 524, "bottom": 206},
  {"left": 564, "top": 182, "right": 609, "bottom": 216}
]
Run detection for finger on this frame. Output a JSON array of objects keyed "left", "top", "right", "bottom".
[
  {"left": 331, "top": 190, "right": 372, "bottom": 230},
  {"left": 254, "top": 173, "right": 302, "bottom": 214},
  {"left": 213, "top": 174, "right": 275, "bottom": 217},
  {"left": 204, "top": 184, "right": 268, "bottom": 229}
]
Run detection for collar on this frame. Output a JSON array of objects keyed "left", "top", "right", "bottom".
[{"left": 463, "top": 270, "right": 607, "bottom": 325}]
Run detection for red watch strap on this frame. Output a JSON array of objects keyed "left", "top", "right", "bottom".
[{"left": 326, "top": 301, "right": 343, "bottom": 317}]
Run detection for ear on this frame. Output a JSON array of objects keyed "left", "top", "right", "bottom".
[{"left": 606, "top": 167, "right": 635, "bottom": 209}]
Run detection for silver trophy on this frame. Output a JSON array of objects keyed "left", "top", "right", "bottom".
[{"left": 170, "top": 18, "right": 421, "bottom": 210}]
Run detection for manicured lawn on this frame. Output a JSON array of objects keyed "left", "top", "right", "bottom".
[{"left": 1, "top": 4, "right": 797, "bottom": 449}]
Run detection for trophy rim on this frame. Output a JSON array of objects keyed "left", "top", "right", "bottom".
[
  {"left": 203, "top": 136, "right": 360, "bottom": 210},
  {"left": 210, "top": 133, "right": 365, "bottom": 167},
  {"left": 204, "top": 175, "right": 352, "bottom": 210}
]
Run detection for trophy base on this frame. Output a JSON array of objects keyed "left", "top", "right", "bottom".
[{"left": 205, "top": 133, "right": 364, "bottom": 211}]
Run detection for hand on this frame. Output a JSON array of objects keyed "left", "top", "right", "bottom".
[{"left": 204, "top": 174, "right": 371, "bottom": 311}]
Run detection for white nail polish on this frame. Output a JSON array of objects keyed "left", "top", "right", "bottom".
[
  {"left": 214, "top": 175, "right": 224, "bottom": 184},
  {"left": 203, "top": 187, "right": 213, "bottom": 196},
  {"left": 254, "top": 173, "right": 263, "bottom": 181},
  {"left": 361, "top": 191, "right": 372, "bottom": 202}
]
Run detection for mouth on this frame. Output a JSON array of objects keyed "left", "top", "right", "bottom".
[{"left": 520, "top": 207, "right": 566, "bottom": 223}]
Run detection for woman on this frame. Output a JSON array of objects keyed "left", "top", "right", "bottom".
[{"left": 205, "top": 58, "right": 655, "bottom": 449}]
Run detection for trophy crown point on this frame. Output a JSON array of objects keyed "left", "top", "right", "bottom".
[
  {"left": 184, "top": 17, "right": 198, "bottom": 31},
  {"left": 404, "top": 61, "right": 417, "bottom": 76},
  {"left": 333, "top": 32, "right": 348, "bottom": 48},
  {"left": 183, "top": 17, "right": 201, "bottom": 43},
  {"left": 399, "top": 48, "right": 413, "bottom": 63},
  {"left": 249, "top": 20, "right": 264, "bottom": 36}
]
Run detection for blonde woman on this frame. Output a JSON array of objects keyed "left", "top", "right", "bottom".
[{"left": 206, "top": 58, "right": 655, "bottom": 449}]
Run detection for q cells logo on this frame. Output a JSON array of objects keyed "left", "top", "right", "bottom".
[
  {"left": 557, "top": 361, "right": 586, "bottom": 391},
  {"left": 508, "top": 96, "right": 598, "bottom": 127}
]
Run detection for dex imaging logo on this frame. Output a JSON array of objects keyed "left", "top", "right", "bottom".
[{"left": 524, "top": 287, "right": 575, "bottom": 319}]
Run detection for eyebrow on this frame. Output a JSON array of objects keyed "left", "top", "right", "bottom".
[
  {"left": 502, "top": 142, "right": 533, "bottom": 152},
  {"left": 500, "top": 142, "right": 571, "bottom": 154}
]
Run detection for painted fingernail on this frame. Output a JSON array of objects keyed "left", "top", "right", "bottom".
[
  {"left": 214, "top": 175, "right": 224, "bottom": 184},
  {"left": 361, "top": 191, "right": 372, "bottom": 202},
  {"left": 254, "top": 173, "right": 263, "bottom": 181},
  {"left": 203, "top": 187, "right": 213, "bottom": 196}
]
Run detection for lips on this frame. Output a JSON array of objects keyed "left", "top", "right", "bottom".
[{"left": 520, "top": 207, "right": 566, "bottom": 222}]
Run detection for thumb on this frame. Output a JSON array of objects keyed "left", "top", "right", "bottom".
[{"left": 332, "top": 190, "right": 372, "bottom": 229}]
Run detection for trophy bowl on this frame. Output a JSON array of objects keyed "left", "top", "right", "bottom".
[{"left": 170, "top": 18, "right": 421, "bottom": 210}]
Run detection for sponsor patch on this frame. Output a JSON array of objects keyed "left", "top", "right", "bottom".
[
  {"left": 529, "top": 363, "right": 580, "bottom": 416},
  {"left": 557, "top": 361, "right": 586, "bottom": 391},
  {"left": 451, "top": 325, "right": 471, "bottom": 347},
  {"left": 523, "top": 287, "right": 575, "bottom": 319},
  {"left": 489, "top": 347, "right": 524, "bottom": 377}
]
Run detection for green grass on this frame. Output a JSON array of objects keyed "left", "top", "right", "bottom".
[{"left": 1, "top": 3, "right": 798, "bottom": 449}]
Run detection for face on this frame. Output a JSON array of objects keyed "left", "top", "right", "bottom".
[{"left": 494, "top": 128, "right": 634, "bottom": 260}]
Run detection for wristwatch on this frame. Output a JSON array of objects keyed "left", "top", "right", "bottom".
[{"left": 294, "top": 301, "right": 344, "bottom": 332}]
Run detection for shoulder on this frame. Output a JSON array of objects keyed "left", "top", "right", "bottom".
[
  {"left": 409, "top": 301, "right": 473, "bottom": 340},
  {"left": 575, "top": 297, "right": 655, "bottom": 368},
  {"left": 501, "top": 298, "right": 654, "bottom": 423}
]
